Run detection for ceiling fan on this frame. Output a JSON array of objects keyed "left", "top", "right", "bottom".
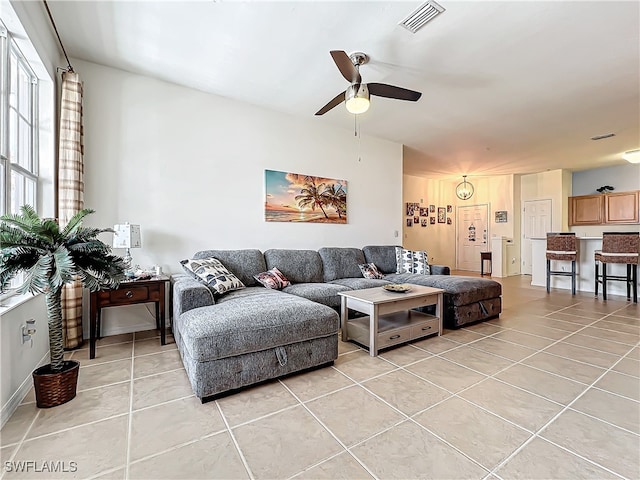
[{"left": 315, "top": 50, "right": 422, "bottom": 116}]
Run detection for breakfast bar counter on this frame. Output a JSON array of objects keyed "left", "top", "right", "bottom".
[{"left": 531, "top": 236, "right": 634, "bottom": 296}]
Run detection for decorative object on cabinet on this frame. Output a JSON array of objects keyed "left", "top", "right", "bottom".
[
  {"left": 113, "top": 223, "right": 142, "bottom": 273},
  {"left": 455, "top": 175, "right": 474, "bottom": 200},
  {"left": 596, "top": 185, "right": 614, "bottom": 193}
]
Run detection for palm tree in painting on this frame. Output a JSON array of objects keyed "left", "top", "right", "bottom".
[
  {"left": 294, "top": 177, "right": 329, "bottom": 218},
  {"left": 321, "top": 183, "right": 347, "bottom": 219}
]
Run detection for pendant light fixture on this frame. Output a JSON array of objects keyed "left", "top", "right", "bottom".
[{"left": 455, "top": 175, "right": 474, "bottom": 200}]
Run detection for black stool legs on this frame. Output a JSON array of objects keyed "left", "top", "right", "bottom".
[{"left": 595, "top": 261, "right": 638, "bottom": 302}]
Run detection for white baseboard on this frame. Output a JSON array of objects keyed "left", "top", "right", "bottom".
[{"left": 0, "top": 350, "right": 49, "bottom": 429}]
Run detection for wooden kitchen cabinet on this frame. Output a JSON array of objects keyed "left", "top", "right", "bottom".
[
  {"left": 569, "top": 194, "right": 604, "bottom": 225},
  {"left": 569, "top": 190, "right": 639, "bottom": 225},
  {"left": 604, "top": 191, "right": 639, "bottom": 224}
]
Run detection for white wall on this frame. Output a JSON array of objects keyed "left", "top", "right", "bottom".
[
  {"left": 520, "top": 169, "right": 570, "bottom": 232},
  {"left": 572, "top": 164, "right": 640, "bottom": 195},
  {"left": 74, "top": 59, "right": 403, "bottom": 336},
  {"left": 1, "top": 296, "right": 49, "bottom": 426}
]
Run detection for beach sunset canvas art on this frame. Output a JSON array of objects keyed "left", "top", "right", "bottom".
[{"left": 265, "top": 170, "right": 347, "bottom": 223}]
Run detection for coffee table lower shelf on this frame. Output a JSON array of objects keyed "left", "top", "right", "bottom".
[{"left": 346, "top": 310, "right": 441, "bottom": 352}]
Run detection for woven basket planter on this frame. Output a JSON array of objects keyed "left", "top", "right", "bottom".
[{"left": 32, "top": 360, "right": 80, "bottom": 408}]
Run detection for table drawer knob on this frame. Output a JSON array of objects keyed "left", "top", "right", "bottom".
[
  {"left": 389, "top": 334, "right": 401, "bottom": 340},
  {"left": 421, "top": 326, "right": 432, "bottom": 331},
  {"left": 125, "top": 290, "right": 133, "bottom": 298}
]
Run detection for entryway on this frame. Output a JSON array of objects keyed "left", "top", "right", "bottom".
[{"left": 456, "top": 204, "right": 489, "bottom": 272}]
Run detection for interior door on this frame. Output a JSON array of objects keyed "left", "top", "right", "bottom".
[
  {"left": 522, "top": 199, "right": 552, "bottom": 275},
  {"left": 456, "top": 204, "right": 489, "bottom": 272}
]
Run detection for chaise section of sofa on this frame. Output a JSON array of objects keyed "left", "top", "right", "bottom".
[{"left": 172, "top": 250, "right": 340, "bottom": 400}]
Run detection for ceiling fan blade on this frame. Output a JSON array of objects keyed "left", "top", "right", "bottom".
[
  {"left": 315, "top": 90, "right": 346, "bottom": 115},
  {"left": 368, "top": 83, "right": 422, "bottom": 101},
  {"left": 330, "top": 50, "right": 361, "bottom": 84}
]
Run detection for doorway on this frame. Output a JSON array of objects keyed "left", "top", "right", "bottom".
[
  {"left": 521, "top": 199, "right": 552, "bottom": 275},
  {"left": 456, "top": 204, "right": 489, "bottom": 272}
]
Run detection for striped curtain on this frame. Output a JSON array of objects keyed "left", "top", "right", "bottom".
[{"left": 58, "top": 71, "right": 84, "bottom": 349}]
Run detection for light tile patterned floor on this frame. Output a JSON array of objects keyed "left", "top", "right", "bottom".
[{"left": 1, "top": 275, "right": 639, "bottom": 479}]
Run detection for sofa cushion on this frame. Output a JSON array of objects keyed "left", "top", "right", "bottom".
[
  {"left": 264, "top": 249, "right": 324, "bottom": 283},
  {"left": 194, "top": 249, "right": 265, "bottom": 287},
  {"left": 359, "top": 262, "right": 384, "bottom": 279},
  {"left": 318, "top": 247, "right": 366, "bottom": 282},
  {"left": 362, "top": 245, "right": 401, "bottom": 274},
  {"left": 253, "top": 267, "right": 291, "bottom": 290},
  {"left": 329, "top": 278, "right": 391, "bottom": 290},
  {"left": 177, "top": 291, "right": 338, "bottom": 362},
  {"left": 282, "top": 282, "right": 350, "bottom": 308},
  {"left": 180, "top": 257, "right": 245, "bottom": 295},
  {"left": 215, "top": 286, "right": 281, "bottom": 304},
  {"left": 395, "top": 247, "right": 431, "bottom": 275}
]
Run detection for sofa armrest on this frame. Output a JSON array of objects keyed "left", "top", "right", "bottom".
[
  {"left": 430, "top": 265, "right": 450, "bottom": 275},
  {"left": 171, "top": 274, "right": 215, "bottom": 318}
]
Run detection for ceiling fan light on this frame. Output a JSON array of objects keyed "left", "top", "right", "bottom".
[
  {"left": 345, "top": 84, "right": 370, "bottom": 114},
  {"left": 623, "top": 149, "right": 640, "bottom": 164}
]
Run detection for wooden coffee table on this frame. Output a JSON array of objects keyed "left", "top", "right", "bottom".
[{"left": 339, "top": 285, "right": 444, "bottom": 356}]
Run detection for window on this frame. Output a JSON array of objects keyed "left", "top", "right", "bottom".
[
  {"left": 0, "top": 21, "right": 39, "bottom": 296},
  {"left": 1, "top": 23, "right": 39, "bottom": 216}
]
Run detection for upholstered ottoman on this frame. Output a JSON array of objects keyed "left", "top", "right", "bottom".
[{"left": 362, "top": 245, "right": 502, "bottom": 328}]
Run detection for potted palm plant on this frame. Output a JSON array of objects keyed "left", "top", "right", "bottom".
[{"left": 0, "top": 206, "right": 125, "bottom": 407}]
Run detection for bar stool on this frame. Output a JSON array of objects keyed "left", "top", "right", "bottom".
[
  {"left": 546, "top": 233, "right": 579, "bottom": 295},
  {"left": 594, "top": 232, "right": 639, "bottom": 303},
  {"left": 480, "top": 251, "right": 492, "bottom": 276}
]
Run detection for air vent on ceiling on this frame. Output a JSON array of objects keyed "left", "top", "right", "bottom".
[
  {"left": 591, "top": 133, "right": 615, "bottom": 141},
  {"left": 399, "top": 1, "right": 445, "bottom": 33}
]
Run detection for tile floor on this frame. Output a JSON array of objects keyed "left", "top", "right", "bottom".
[{"left": 1, "top": 275, "right": 639, "bottom": 479}]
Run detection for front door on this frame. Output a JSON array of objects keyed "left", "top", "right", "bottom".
[
  {"left": 522, "top": 199, "right": 552, "bottom": 274},
  {"left": 457, "top": 204, "right": 489, "bottom": 272}
]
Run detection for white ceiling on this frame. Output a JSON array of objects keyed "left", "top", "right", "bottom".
[{"left": 47, "top": 1, "right": 640, "bottom": 178}]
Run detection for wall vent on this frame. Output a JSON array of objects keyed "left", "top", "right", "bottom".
[
  {"left": 591, "top": 133, "right": 615, "bottom": 141},
  {"left": 399, "top": 1, "right": 445, "bottom": 34}
]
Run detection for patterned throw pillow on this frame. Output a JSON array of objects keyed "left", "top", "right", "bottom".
[
  {"left": 358, "top": 262, "right": 384, "bottom": 279},
  {"left": 253, "top": 267, "right": 291, "bottom": 290},
  {"left": 395, "top": 247, "right": 431, "bottom": 275},
  {"left": 180, "top": 257, "right": 245, "bottom": 295}
]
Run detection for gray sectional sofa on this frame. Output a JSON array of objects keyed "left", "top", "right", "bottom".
[{"left": 172, "top": 245, "right": 501, "bottom": 400}]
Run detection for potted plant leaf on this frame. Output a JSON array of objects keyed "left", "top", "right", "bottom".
[{"left": 0, "top": 206, "right": 125, "bottom": 407}]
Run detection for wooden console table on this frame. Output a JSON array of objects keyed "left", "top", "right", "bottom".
[{"left": 89, "top": 275, "right": 169, "bottom": 359}]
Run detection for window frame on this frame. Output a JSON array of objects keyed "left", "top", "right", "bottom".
[{"left": 0, "top": 21, "right": 40, "bottom": 298}]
